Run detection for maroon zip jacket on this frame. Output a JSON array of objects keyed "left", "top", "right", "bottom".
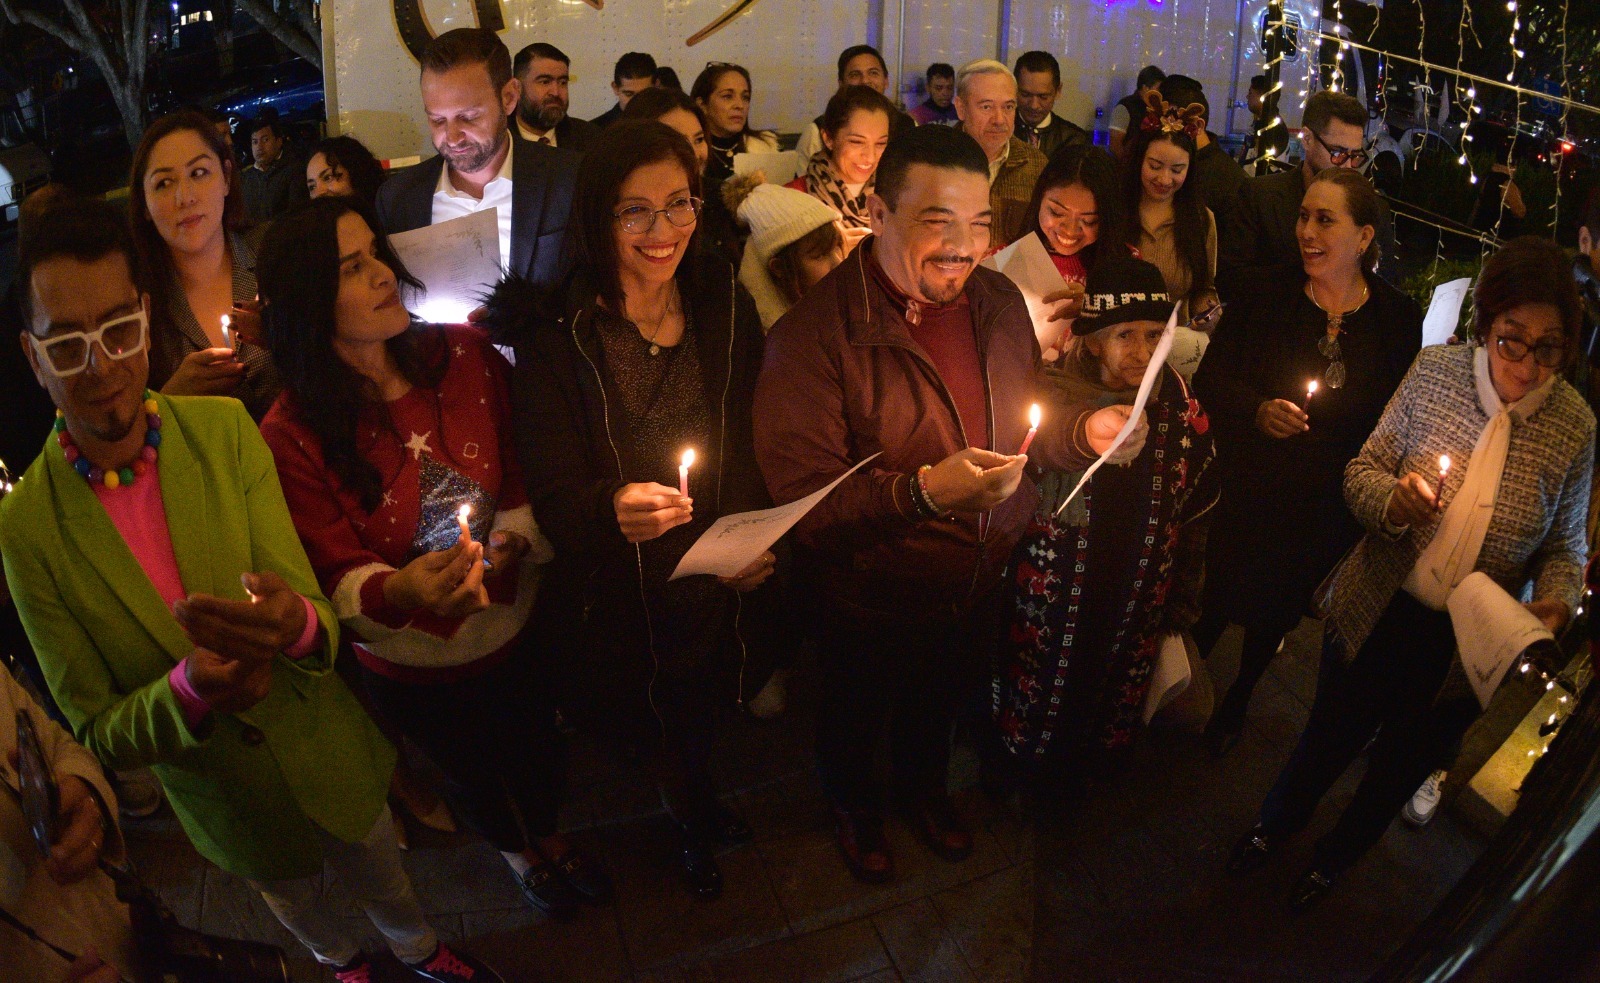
[{"left": 752, "top": 238, "right": 1098, "bottom": 619}]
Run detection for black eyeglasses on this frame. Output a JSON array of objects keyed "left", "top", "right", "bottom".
[
  {"left": 1495, "top": 334, "right": 1566, "bottom": 368},
  {"left": 1310, "top": 129, "right": 1369, "bottom": 167},
  {"left": 614, "top": 196, "right": 702, "bottom": 235}
]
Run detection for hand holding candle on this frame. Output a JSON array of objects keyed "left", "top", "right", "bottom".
[
  {"left": 1303, "top": 380, "right": 1318, "bottom": 410},
  {"left": 1019, "top": 404, "right": 1041, "bottom": 456},
  {"left": 679, "top": 448, "right": 696, "bottom": 499}
]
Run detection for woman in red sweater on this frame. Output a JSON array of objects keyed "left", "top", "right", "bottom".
[{"left": 256, "top": 196, "right": 610, "bottom": 920}]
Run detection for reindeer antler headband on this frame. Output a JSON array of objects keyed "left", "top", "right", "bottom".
[{"left": 1138, "top": 90, "right": 1205, "bottom": 141}]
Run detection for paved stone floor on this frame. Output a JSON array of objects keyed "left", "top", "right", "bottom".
[{"left": 124, "top": 617, "right": 1487, "bottom": 982}]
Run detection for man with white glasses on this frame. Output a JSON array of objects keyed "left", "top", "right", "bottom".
[{"left": 2, "top": 196, "right": 499, "bottom": 983}]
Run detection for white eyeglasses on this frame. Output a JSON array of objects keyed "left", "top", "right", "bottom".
[{"left": 29, "top": 309, "right": 149, "bottom": 378}]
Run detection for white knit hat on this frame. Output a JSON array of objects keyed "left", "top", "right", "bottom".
[{"left": 733, "top": 183, "right": 841, "bottom": 330}]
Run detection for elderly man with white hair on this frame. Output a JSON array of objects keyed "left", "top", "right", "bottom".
[{"left": 954, "top": 58, "right": 1047, "bottom": 250}]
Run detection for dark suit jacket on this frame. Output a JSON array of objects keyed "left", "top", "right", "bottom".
[
  {"left": 553, "top": 115, "right": 599, "bottom": 154},
  {"left": 1189, "top": 137, "right": 1246, "bottom": 224},
  {"left": 591, "top": 104, "right": 624, "bottom": 130},
  {"left": 375, "top": 130, "right": 578, "bottom": 301},
  {"left": 1216, "top": 163, "right": 1399, "bottom": 304}
]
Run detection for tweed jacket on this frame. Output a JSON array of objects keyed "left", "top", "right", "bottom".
[
  {"left": 991, "top": 137, "right": 1048, "bottom": 251},
  {"left": 1318, "top": 344, "right": 1595, "bottom": 658}
]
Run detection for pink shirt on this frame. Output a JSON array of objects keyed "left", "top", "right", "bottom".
[{"left": 92, "top": 472, "right": 320, "bottom": 727}]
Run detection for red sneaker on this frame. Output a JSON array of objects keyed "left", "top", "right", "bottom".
[{"left": 833, "top": 806, "right": 893, "bottom": 884}]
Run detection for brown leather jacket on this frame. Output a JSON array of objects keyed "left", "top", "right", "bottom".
[{"left": 753, "top": 239, "right": 1096, "bottom": 620}]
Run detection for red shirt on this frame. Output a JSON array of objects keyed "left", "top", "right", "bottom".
[
  {"left": 868, "top": 255, "right": 989, "bottom": 450},
  {"left": 1048, "top": 249, "right": 1087, "bottom": 285}
]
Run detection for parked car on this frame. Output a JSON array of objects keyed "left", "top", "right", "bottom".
[{"left": 0, "top": 141, "right": 50, "bottom": 226}]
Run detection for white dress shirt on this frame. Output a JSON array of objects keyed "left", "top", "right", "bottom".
[{"left": 431, "top": 136, "right": 515, "bottom": 274}]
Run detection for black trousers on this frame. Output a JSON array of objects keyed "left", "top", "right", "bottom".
[
  {"left": 814, "top": 606, "right": 987, "bottom": 813},
  {"left": 1257, "top": 590, "right": 1482, "bottom": 873},
  {"left": 361, "top": 648, "right": 566, "bottom": 853}
]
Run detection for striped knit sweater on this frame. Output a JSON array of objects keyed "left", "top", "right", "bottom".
[{"left": 1319, "top": 344, "right": 1595, "bottom": 658}]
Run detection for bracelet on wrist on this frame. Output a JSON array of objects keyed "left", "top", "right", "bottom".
[{"left": 915, "top": 465, "right": 950, "bottom": 520}]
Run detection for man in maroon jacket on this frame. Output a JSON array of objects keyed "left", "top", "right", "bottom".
[{"left": 753, "top": 125, "right": 1141, "bottom": 883}]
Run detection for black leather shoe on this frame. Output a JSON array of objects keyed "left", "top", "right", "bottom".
[
  {"left": 1288, "top": 867, "right": 1337, "bottom": 911},
  {"left": 518, "top": 861, "right": 580, "bottom": 920},
  {"left": 707, "top": 801, "right": 753, "bottom": 845},
  {"left": 1226, "top": 824, "right": 1280, "bottom": 875},
  {"left": 833, "top": 806, "right": 894, "bottom": 884},
  {"left": 547, "top": 848, "right": 614, "bottom": 905},
  {"left": 679, "top": 835, "right": 724, "bottom": 900}
]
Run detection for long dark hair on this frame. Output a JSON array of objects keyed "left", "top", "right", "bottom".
[
  {"left": 1121, "top": 126, "right": 1213, "bottom": 296},
  {"left": 1023, "top": 144, "right": 1123, "bottom": 272},
  {"left": 130, "top": 110, "right": 247, "bottom": 376},
  {"left": 690, "top": 63, "right": 756, "bottom": 141},
  {"left": 308, "top": 135, "right": 387, "bottom": 209},
  {"left": 256, "top": 195, "right": 444, "bottom": 512},
  {"left": 574, "top": 119, "right": 706, "bottom": 316}
]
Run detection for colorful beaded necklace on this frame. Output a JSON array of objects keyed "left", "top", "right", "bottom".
[{"left": 55, "top": 390, "right": 162, "bottom": 489}]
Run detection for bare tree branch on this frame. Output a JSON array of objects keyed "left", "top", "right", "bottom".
[
  {"left": 234, "top": 0, "right": 321, "bottom": 70},
  {"left": 0, "top": 0, "right": 152, "bottom": 147}
]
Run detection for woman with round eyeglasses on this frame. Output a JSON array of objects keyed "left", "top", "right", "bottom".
[
  {"left": 1228, "top": 236, "right": 1594, "bottom": 910},
  {"left": 484, "top": 121, "right": 784, "bottom": 901},
  {"left": 1191, "top": 167, "right": 1422, "bottom": 757}
]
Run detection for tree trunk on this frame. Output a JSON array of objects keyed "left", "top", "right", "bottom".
[
  {"left": 235, "top": 0, "right": 321, "bottom": 71},
  {"left": 0, "top": 0, "right": 152, "bottom": 148}
]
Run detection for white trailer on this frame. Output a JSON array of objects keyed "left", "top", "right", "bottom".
[{"left": 325, "top": 0, "right": 1326, "bottom": 161}]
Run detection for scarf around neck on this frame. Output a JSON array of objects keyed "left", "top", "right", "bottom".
[
  {"left": 1404, "top": 345, "right": 1555, "bottom": 609},
  {"left": 805, "top": 149, "right": 872, "bottom": 229}
]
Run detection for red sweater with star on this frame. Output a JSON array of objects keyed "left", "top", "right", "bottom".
[{"left": 261, "top": 325, "right": 550, "bottom": 683}]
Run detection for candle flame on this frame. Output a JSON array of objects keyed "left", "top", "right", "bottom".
[
  {"left": 458, "top": 504, "right": 471, "bottom": 522},
  {"left": 1028, "top": 403, "right": 1041, "bottom": 429},
  {"left": 1307, "top": 380, "right": 1319, "bottom": 395},
  {"left": 221, "top": 314, "right": 231, "bottom": 329},
  {"left": 1439, "top": 454, "right": 1451, "bottom": 473},
  {"left": 681, "top": 449, "right": 696, "bottom": 469}
]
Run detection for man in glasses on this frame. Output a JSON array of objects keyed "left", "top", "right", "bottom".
[
  {"left": 3, "top": 196, "right": 500, "bottom": 983},
  {"left": 1219, "top": 89, "right": 1398, "bottom": 302}
]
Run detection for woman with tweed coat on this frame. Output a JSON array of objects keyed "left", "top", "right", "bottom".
[{"left": 1227, "top": 237, "right": 1595, "bottom": 910}]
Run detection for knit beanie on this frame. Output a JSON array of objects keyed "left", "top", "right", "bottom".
[
  {"left": 726, "top": 177, "right": 841, "bottom": 329},
  {"left": 1072, "top": 254, "right": 1175, "bottom": 336}
]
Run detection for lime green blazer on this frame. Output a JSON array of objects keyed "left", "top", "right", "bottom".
[{"left": 0, "top": 394, "right": 394, "bottom": 881}]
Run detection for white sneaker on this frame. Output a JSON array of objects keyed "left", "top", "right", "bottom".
[{"left": 1403, "top": 769, "right": 1447, "bottom": 826}]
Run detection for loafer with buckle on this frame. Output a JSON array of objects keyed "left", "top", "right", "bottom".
[
  {"left": 1226, "top": 824, "right": 1280, "bottom": 875},
  {"left": 1288, "top": 867, "right": 1337, "bottom": 912},
  {"left": 519, "top": 861, "right": 580, "bottom": 920},
  {"left": 833, "top": 806, "right": 893, "bottom": 884},
  {"left": 546, "top": 847, "right": 614, "bottom": 905}
]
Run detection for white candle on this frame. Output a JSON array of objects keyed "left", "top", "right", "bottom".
[
  {"left": 1303, "top": 380, "right": 1318, "bottom": 410},
  {"left": 679, "top": 449, "right": 696, "bottom": 499},
  {"left": 1019, "top": 403, "right": 1041, "bottom": 456},
  {"left": 220, "top": 314, "right": 234, "bottom": 350},
  {"left": 1436, "top": 455, "right": 1451, "bottom": 508},
  {"left": 457, "top": 503, "right": 473, "bottom": 543}
]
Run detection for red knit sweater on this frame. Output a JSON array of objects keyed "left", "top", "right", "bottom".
[{"left": 262, "top": 325, "right": 548, "bottom": 683}]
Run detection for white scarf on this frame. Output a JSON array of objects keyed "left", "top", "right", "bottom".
[{"left": 1404, "top": 346, "right": 1554, "bottom": 609}]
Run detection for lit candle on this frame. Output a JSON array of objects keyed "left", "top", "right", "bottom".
[
  {"left": 1019, "top": 404, "right": 1041, "bottom": 456},
  {"left": 1302, "top": 380, "right": 1318, "bottom": 410},
  {"left": 679, "top": 449, "right": 696, "bottom": 499},
  {"left": 1436, "top": 455, "right": 1451, "bottom": 508},
  {"left": 220, "top": 314, "right": 234, "bottom": 350},
  {"left": 457, "top": 503, "right": 473, "bottom": 543}
]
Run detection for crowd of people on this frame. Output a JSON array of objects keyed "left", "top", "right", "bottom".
[{"left": 2, "top": 24, "right": 1598, "bottom": 983}]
